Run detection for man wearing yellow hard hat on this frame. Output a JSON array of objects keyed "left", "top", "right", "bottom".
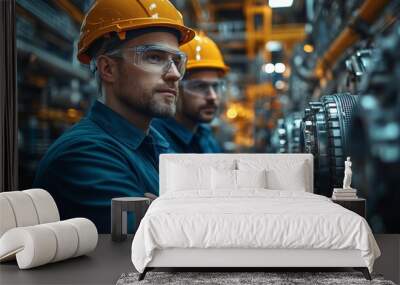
[
  {"left": 152, "top": 31, "right": 229, "bottom": 153},
  {"left": 33, "top": 0, "right": 195, "bottom": 233}
]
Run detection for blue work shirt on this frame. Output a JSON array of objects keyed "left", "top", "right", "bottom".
[
  {"left": 151, "top": 117, "right": 221, "bottom": 153},
  {"left": 33, "top": 101, "right": 170, "bottom": 233}
]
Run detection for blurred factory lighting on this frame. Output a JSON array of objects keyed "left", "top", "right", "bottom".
[
  {"left": 66, "top": 108, "right": 81, "bottom": 123},
  {"left": 226, "top": 107, "right": 238, "bottom": 119},
  {"left": 274, "top": 63, "right": 286, "bottom": 73},
  {"left": 274, "top": 80, "right": 286, "bottom": 90},
  {"left": 303, "top": 44, "right": 314, "bottom": 53},
  {"left": 268, "top": 0, "right": 294, "bottom": 8},
  {"left": 265, "top": 41, "right": 282, "bottom": 52},
  {"left": 262, "top": 63, "right": 275, "bottom": 73},
  {"left": 283, "top": 66, "right": 291, "bottom": 77}
]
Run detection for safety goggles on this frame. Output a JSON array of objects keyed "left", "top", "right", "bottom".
[
  {"left": 180, "top": 79, "right": 226, "bottom": 97},
  {"left": 106, "top": 45, "right": 187, "bottom": 79}
]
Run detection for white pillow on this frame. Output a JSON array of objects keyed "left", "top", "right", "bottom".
[
  {"left": 266, "top": 166, "right": 307, "bottom": 191},
  {"left": 236, "top": 169, "right": 267, "bottom": 188},
  {"left": 237, "top": 159, "right": 309, "bottom": 192},
  {"left": 166, "top": 158, "right": 237, "bottom": 170},
  {"left": 211, "top": 168, "right": 237, "bottom": 190},
  {"left": 167, "top": 163, "right": 211, "bottom": 191}
]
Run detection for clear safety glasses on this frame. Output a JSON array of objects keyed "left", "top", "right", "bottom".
[
  {"left": 180, "top": 79, "right": 226, "bottom": 97},
  {"left": 106, "top": 45, "right": 188, "bottom": 79}
]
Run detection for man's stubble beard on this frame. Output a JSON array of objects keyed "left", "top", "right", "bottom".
[
  {"left": 116, "top": 82, "right": 176, "bottom": 118},
  {"left": 181, "top": 99, "right": 215, "bottom": 124},
  {"left": 148, "top": 94, "right": 176, "bottom": 118}
]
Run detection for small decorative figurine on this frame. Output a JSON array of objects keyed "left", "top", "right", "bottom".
[{"left": 343, "top": 157, "right": 353, "bottom": 189}]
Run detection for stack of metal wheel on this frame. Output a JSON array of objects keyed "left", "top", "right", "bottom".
[{"left": 300, "top": 93, "right": 359, "bottom": 196}]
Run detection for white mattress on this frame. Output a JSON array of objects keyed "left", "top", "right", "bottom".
[{"left": 131, "top": 190, "right": 380, "bottom": 273}]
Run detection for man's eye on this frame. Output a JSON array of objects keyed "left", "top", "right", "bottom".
[
  {"left": 172, "top": 58, "right": 181, "bottom": 66},
  {"left": 144, "top": 52, "right": 165, "bottom": 63},
  {"left": 212, "top": 83, "right": 221, "bottom": 89},
  {"left": 191, "top": 83, "right": 207, "bottom": 90}
]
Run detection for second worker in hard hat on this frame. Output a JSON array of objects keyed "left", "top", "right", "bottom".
[{"left": 152, "top": 32, "right": 229, "bottom": 153}]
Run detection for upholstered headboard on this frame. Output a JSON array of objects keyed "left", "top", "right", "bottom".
[{"left": 159, "top": 154, "right": 314, "bottom": 195}]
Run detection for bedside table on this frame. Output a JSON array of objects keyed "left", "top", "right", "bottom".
[
  {"left": 111, "top": 197, "right": 151, "bottom": 242},
  {"left": 331, "top": 198, "right": 366, "bottom": 218}
]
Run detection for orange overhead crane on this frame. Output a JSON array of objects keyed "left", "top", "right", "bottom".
[
  {"left": 245, "top": 1, "right": 305, "bottom": 59},
  {"left": 200, "top": 0, "right": 306, "bottom": 59},
  {"left": 314, "top": 0, "right": 391, "bottom": 80}
]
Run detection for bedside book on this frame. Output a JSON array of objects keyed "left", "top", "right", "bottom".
[
  {"left": 333, "top": 192, "right": 357, "bottom": 196},
  {"left": 332, "top": 188, "right": 358, "bottom": 199},
  {"left": 332, "top": 195, "right": 358, "bottom": 200},
  {"left": 333, "top": 188, "right": 357, "bottom": 193}
]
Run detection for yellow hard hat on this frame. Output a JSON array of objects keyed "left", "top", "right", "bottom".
[
  {"left": 180, "top": 31, "right": 229, "bottom": 75},
  {"left": 77, "top": 0, "right": 195, "bottom": 64}
]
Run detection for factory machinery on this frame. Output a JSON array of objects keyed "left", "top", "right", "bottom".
[
  {"left": 271, "top": 0, "right": 400, "bottom": 233},
  {"left": 9, "top": 0, "right": 399, "bottom": 233}
]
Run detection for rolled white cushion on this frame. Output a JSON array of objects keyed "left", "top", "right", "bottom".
[
  {"left": 23, "top": 189, "right": 60, "bottom": 223},
  {"left": 0, "top": 191, "right": 39, "bottom": 227},
  {"left": 64, "top": 218, "right": 98, "bottom": 257},
  {"left": 42, "top": 221, "right": 79, "bottom": 262},
  {"left": 0, "top": 226, "right": 57, "bottom": 269},
  {"left": 0, "top": 219, "right": 98, "bottom": 269},
  {"left": 0, "top": 196, "right": 17, "bottom": 237}
]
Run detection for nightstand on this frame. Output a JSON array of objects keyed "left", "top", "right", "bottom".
[
  {"left": 331, "top": 198, "right": 366, "bottom": 218},
  {"left": 111, "top": 197, "right": 151, "bottom": 242}
]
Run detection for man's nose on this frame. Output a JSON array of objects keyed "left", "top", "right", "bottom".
[
  {"left": 206, "top": 85, "right": 218, "bottom": 101},
  {"left": 164, "top": 61, "right": 181, "bottom": 81}
]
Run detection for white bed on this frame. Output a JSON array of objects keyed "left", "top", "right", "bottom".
[{"left": 131, "top": 154, "right": 380, "bottom": 280}]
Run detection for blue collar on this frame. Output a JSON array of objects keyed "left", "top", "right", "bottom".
[
  {"left": 88, "top": 101, "right": 169, "bottom": 150},
  {"left": 154, "top": 117, "right": 210, "bottom": 145}
]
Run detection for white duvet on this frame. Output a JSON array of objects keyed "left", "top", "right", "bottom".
[{"left": 131, "top": 190, "right": 380, "bottom": 273}]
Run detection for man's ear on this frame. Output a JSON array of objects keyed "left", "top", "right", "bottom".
[{"left": 96, "top": 55, "right": 118, "bottom": 83}]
